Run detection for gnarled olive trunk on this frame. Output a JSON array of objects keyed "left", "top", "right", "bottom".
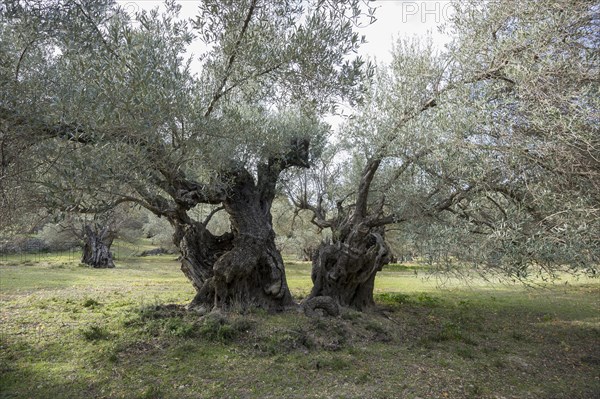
[
  {"left": 300, "top": 159, "right": 394, "bottom": 310},
  {"left": 159, "top": 139, "right": 309, "bottom": 311},
  {"left": 309, "top": 227, "right": 391, "bottom": 309},
  {"left": 81, "top": 224, "right": 115, "bottom": 268},
  {"left": 175, "top": 167, "right": 295, "bottom": 311}
]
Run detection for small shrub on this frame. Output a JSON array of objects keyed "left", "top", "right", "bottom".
[
  {"left": 216, "top": 324, "right": 235, "bottom": 342},
  {"left": 80, "top": 324, "right": 111, "bottom": 341},
  {"left": 198, "top": 315, "right": 223, "bottom": 338},
  {"left": 164, "top": 317, "right": 197, "bottom": 338},
  {"left": 199, "top": 313, "right": 238, "bottom": 343},
  {"left": 82, "top": 298, "right": 101, "bottom": 308}
]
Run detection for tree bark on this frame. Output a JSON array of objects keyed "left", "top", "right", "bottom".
[
  {"left": 176, "top": 219, "right": 234, "bottom": 309},
  {"left": 81, "top": 224, "right": 115, "bottom": 268},
  {"left": 309, "top": 226, "right": 391, "bottom": 310},
  {"left": 153, "top": 140, "right": 309, "bottom": 311}
]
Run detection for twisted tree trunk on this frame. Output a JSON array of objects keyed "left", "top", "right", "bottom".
[
  {"left": 309, "top": 227, "right": 391, "bottom": 309},
  {"left": 175, "top": 170, "right": 294, "bottom": 310},
  {"left": 298, "top": 159, "right": 394, "bottom": 310},
  {"left": 172, "top": 141, "right": 309, "bottom": 311},
  {"left": 81, "top": 224, "right": 115, "bottom": 268}
]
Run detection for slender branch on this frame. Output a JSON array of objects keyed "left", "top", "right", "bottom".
[
  {"left": 336, "top": 191, "right": 355, "bottom": 215},
  {"left": 75, "top": 1, "right": 133, "bottom": 72},
  {"left": 204, "top": 0, "right": 258, "bottom": 118},
  {"left": 15, "top": 39, "right": 36, "bottom": 81},
  {"left": 290, "top": 194, "right": 334, "bottom": 230},
  {"left": 220, "top": 62, "right": 284, "bottom": 99}
]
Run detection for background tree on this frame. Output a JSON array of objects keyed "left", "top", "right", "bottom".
[
  {"left": 431, "top": 0, "right": 599, "bottom": 276},
  {"left": 270, "top": 197, "right": 324, "bottom": 260},
  {"left": 37, "top": 204, "right": 146, "bottom": 267}
]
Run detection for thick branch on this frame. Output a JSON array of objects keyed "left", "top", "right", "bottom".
[
  {"left": 365, "top": 214, "right": 402, "bottom": 228},
  {"left": 291, "top": 195, "right": 334, "bottom": 230},
  {"left": 258, "top": 138, "right": 310, "bottom": 213},
  {"left": 60, "top": 197, "right": 132, "bottom": 214},
  {"left": 353, "top": 159, "right": 381, "bottom": 223},
  {"left": 433, "top": 186, "right": 473, "bottom": 213},
  {"left": 1, "top": 106, "right": 93, "bottom": 144},
  {"left": 172, "top": 179, "right": 226, "bottom": 208},
  {"left": 203, "top": 206, "right": 225, "bottom": 227}
]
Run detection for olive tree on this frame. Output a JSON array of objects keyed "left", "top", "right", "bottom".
[
  {"left": 290, "top": 0, "right": 599, "bottom": 310},
  {"left": 1, "top": 0, "right": 373, "bottom": 310}
]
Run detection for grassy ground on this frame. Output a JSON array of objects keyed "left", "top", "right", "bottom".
[{"left": 0, "top": 252, "right": 598, "bottom": 399}]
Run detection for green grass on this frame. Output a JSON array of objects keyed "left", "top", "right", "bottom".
[{"left": 1, "top": 253, "right": 598, "bottom": 398}]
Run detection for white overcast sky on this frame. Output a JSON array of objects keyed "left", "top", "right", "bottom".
[{"left": 116, "top": 0, "right": 453, "bottom": 65}]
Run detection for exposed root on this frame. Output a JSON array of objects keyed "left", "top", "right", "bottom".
[{"left": 302, "top": 296, "right": 340, "bottom": 317}]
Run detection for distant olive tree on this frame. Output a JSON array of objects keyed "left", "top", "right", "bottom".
[{"left": 37, "top": 205, "right": 146, "bottom": 267}]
